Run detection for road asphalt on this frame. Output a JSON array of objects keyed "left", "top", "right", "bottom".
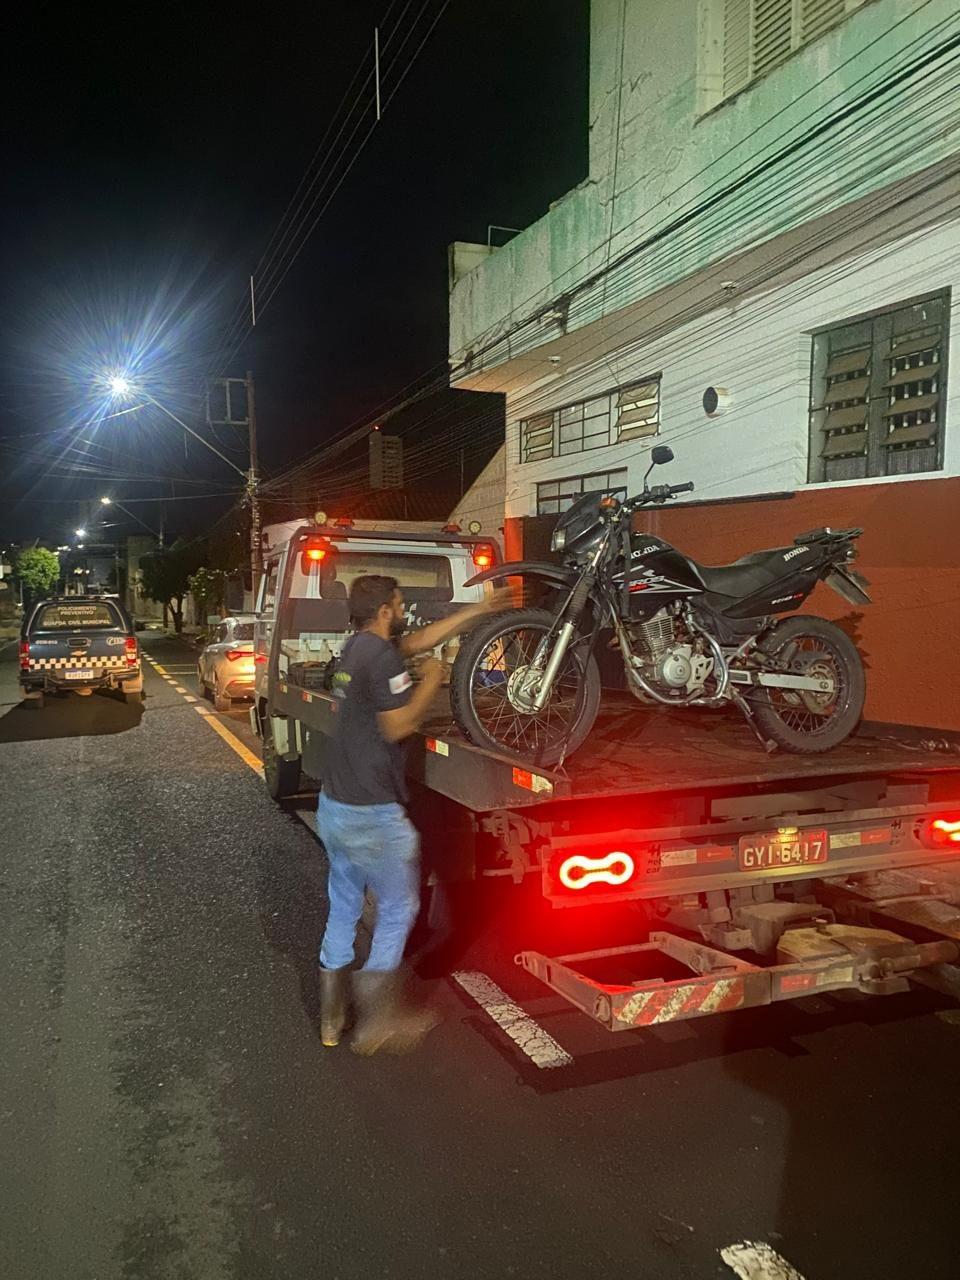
[{"left": 1, "top": 632, "right": 959, "bottom": 1280}]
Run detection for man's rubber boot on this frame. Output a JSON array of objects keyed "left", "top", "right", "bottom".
[
  {"left": 350, "top": 970, "right": 438, "bottom": 1056},
  {"left": 319, "top": 966, "right": 349, "bottom": 1047}
]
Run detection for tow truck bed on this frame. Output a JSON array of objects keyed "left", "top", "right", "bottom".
[{"left": 285, "top": 680, "right": 958, "bottom": 811}]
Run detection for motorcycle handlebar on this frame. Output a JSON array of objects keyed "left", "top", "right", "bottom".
[{"left": 623, "top": 481, "right": 695, "bottom": 511}]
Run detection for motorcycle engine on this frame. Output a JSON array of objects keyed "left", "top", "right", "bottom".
[{"left": 628, "top": 608, "right": 714, "bottom": 696}]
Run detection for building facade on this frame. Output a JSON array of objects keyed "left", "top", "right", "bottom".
[{"left": 449, "top": 0, "right": 960, "bottom": 731}]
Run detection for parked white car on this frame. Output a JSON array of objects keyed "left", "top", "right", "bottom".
[{"left": 197, "top": 616, "right": 257, "bottom": 711}]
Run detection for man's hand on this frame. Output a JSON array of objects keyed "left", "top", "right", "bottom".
[
  {"left": 413, "top": 655, "right": 444, "bottom": 686},
  {"left": 482, "top": 585, "right": 514, "bottom": 614}
]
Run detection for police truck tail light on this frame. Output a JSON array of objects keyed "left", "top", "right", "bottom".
[
  {"left": 306, "top": 547, "right": 326, "bottom": 561},
  {"left": 124, "top": 636, "right": 138, "bottom": 666},
  {"left": 924, "top": 815, "right": 960, "bottom": 849},
  {"left": 472, "top": 543, "right": 495, "bottom": 571},
  {"left": 557, "top": 851, "right": 636, "bottom": 891},
  {"left": 19, "top": 641, "right": 30, "bottom": 671}
]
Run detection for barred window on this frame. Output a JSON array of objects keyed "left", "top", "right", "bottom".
[
  {"left": 536, "top": 468, "right": 628, "bottom": 517},
  {"left": 808, "top": 292, "right": 948, "bottom": 484},
  {"left": 520, "top": 376, "right": 661, "bottom": 463}
]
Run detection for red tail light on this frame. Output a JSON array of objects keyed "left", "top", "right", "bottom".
[
  {"left": 19, "top": 641, "right": 30, "bottom": 672},
  {"left": 225, "top": 649, "right": 249, "bottom": 662},
  {"left": 472, "top": 543, "right": 495, "bottom": 570},
  {"left": 557, "top": 851, "right": 636, "bottom": 891},
  {"left": 926, "top": 815, "right": 960, "bottom": 848},
  {"left": 254, "top": 653, "right": 267, "bottom": 665},
  {"left": 124, "top": 635, "right": 138, "bottom": 666},
  {"left": 300, "top": 535, "right": 332, "bottom": 574}
]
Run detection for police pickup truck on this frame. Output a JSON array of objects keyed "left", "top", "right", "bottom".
[{"left": 19, "top": 596, "right": 143, "bottom": 709}]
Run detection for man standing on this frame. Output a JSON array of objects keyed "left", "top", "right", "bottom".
[{"left": 317, "top": 574, "right": 507, "bottom": 1054}]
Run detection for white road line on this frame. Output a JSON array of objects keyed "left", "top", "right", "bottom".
[
  {"left": 183, "top": 695, "right": 197, "bottom": 703},
  {"left": 451, "top": 971, "right": 573, "bottom": 1070},
  {"left": 174, "top": 686, "right": 187, "bottom": 693},
  {"left": 720, "top": 1242, "right": 806, "bottom": 1280}
]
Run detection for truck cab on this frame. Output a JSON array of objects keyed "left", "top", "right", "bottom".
[{"left": 250, "top": 516, "right": 498, "bottom": 795}]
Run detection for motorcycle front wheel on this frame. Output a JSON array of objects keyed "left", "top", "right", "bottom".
[{"left": 450, "top": 608, "right": 601, "bottom": 766}]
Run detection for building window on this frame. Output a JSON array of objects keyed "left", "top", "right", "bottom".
[
  {"left": 702, "top": 0, "right": 870, "bottom": 109},
  {"left": 520, "top": 377, "right": 660, "bottom": 463},
  {"left": 808, "top": 292, "right": 948, "bottom": 484},
  {"left": 536, "top": 469, "right": 628, "bottom": 517}
]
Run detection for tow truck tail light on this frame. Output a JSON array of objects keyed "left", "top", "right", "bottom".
[
  {"left": 19, "top": 641, "right": 30, "bottom": 671},
  {"left": 556, "top": 851, "right": 637, "bottom": 891},
  {"left": 300, "top": 535, "right": 332, "bottom": 574},
  {"left": 124, "top": 636, "right": 138, "bottom": 666},
  {"left": 472, "top": 543, "right": 495, "bottom": 570},
  {"left": 924, "top": 815, "right": 960, "bottom": 849}
]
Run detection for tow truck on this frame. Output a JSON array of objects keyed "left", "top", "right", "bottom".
[{"left": 251, "top": 517, "right": 960, "bottom": 1033}]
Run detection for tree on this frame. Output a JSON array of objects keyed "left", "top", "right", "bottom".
[
  {"left": 188, "top": 566, "right": 227, "bottom": 625},
  {"left": 15, "top": 547, "right": 60, "bottom": 604},
  {"left": 139, "top": 538, "right": 204, "bottom": 633}
]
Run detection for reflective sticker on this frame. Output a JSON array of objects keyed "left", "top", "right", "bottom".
[{"left": 426, "top": 738, "right": 449, "bottom": 756}]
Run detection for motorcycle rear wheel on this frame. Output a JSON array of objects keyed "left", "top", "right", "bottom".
[
  {"left": 751, "top": 615, "right": 865, "bottom": 754},
  {"left": 450, "top": 607, "right": 601, "bottom": 766}
]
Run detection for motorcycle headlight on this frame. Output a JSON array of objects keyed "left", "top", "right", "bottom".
[{"left": 551, "top": 528, "right": 566, "bottom": 552}]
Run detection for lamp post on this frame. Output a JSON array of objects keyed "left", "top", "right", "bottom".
[{"left": 102, "top": 372, "right": 261, "bottom": 597}]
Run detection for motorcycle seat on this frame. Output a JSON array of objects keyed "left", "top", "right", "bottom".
[{"left": 693, "top": 548, "right": 795, "bottom": 598}]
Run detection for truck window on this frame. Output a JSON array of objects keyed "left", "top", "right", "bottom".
[
  {"left": 318, "top": 552, "right": 454, "bottom": 603},
  {"left": 277, "top": 550, "right": 454, "bottom": 679},
  {"left": 258, "top": 562, "right": 279, "bottom": 615}
]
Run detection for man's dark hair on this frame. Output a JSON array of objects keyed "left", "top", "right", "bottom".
[{"left": 349, "top": 575, "right": 399, "bottom": 627}]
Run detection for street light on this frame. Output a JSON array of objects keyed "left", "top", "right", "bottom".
[
  {"left": 98, "top": 495, "right": 162, "bottom": 543},
  {"left": 75, "top": 527, "right": 87, "bottom": 538},
  {"left": 101, "top": 369, "right": 262, "bottom": 595}
]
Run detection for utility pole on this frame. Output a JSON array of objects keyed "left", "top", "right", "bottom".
[{"left": 246, "top": 370, "right": 261, "bottom": 600}]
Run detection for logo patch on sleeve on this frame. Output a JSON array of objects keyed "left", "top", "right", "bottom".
[{"left": 389, "top": 671, "right": 412, "bottom": 695}]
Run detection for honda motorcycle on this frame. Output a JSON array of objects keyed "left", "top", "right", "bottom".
[{"left": 452, "top": 446, "right": 871, "bottom": 766}]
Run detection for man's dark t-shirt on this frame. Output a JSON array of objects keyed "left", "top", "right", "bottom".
[{"left": 325, "top": 631, "right": 413, "bottom": 805}]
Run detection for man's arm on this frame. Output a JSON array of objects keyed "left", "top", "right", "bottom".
[
  {"left": 398, "top": 586, "right": 512, "bottom": 658},
  {"left": 377, "top": 659, "right": 443, "bottom": 742}
]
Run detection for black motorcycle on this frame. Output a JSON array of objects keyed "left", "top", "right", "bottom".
[{"left": 452, "top": 446, "right": 871, "bottom": 766}]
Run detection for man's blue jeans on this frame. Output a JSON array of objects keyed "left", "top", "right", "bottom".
[{"left": 316, "top": 790, "right": 420, "bottom": 971}]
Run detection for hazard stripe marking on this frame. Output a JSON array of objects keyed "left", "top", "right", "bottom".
[
  {"left": 451, "top": 971, "right": 573, "bottom": 1070},
  {"left": 720, "top": 1241, "right": 805, "bottom": 1279}
]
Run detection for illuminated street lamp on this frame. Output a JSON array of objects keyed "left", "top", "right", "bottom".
[
  {"left": 98, "top": 495, "right": 161, "bottom": 542},
  {"left": 75, "top": 527, "right": 87, "bottom": 538},
  {"left": 107, "top": 374, "right": 132, "bottom": 396}
]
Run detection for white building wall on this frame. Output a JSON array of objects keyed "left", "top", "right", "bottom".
[{"left": 503, "top": 217, "right": 960, "bottom": 519}]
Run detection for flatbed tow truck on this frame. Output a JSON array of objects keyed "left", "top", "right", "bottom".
[{"left": 253, "top": 519, "right": 960, "bottom": 1033}]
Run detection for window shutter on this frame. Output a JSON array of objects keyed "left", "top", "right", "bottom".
[
  {"left": 522, "top": 413, "right": 554, "bottom": 463},
  {"left": 882, "top": 330, "right": 942, "bottom": 454},
  {"left": 616, "top": 378, "right": 661, "bottom": 441},
  {"left": 800, "top": 0, "right": 846, "bottom": 43},
  {"left": 722, "top": 0, "right": 751, "bottom": 97},
  {"left": 751, "top": 0, "right": 794, "bottom": 79},
  {"left": 817, "top": 344, "right": 869, "bottom": 460}
]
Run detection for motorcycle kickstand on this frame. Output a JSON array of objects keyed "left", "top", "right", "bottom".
[{"left": 732, "top": 690, "right": 778, "bottom": 754}]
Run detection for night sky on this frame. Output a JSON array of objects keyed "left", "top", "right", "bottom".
[{"left": 0, "top": 1, "right": 588, "bottom": 545}]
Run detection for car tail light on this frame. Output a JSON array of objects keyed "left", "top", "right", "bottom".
[
  {"left": 922, "top": 814, "right": 960, "bottom": 849},
  {"left": 19, "top": 641, "right": 30, "bottom": 671},
  {"left": 557, "top": 851, "right": 636, "bottom": 891},
  {"left": 124, "top": 636, "right": 138, "bottom": 666},
  {"left": 472, "top": 543, "right": 495, "bottom": 570},
  {"left": 226, "top": 649, "right": 248, "bottom": 662},
  {"left": 254, "top": 653, "right": 267, "bottom": 665}
]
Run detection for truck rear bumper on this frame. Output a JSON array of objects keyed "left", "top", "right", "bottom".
[{"left": 22, "top": 668, "right": 142, "bottom": 693}]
